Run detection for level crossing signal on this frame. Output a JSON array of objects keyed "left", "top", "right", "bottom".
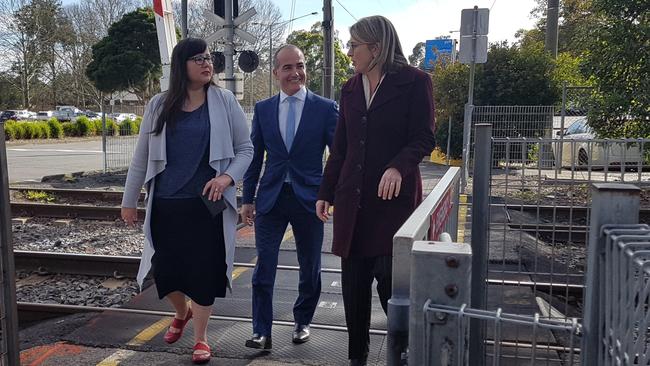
[{"left": 205, "top": 1, "right": 259, "bottom": 73}]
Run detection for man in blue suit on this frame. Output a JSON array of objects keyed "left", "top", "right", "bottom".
[{"left": 242, "top": 44, "right": 338, "bottom": 349}]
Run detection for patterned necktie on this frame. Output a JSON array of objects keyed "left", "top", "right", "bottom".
[{"left": 285, "top": 96, "right": 296, "bottom": 150}]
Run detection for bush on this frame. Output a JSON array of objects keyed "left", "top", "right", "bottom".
[
  {"left": 47, "top": 118, "right": 63, "bottom": 138},
  {"left": 13, "top": 122, "right": 27, "bottom": 139},
  {"left": 119, "top": 119, "right": 139, "bottom": 136},
  {"left": 75, "top": 116, "right": 96, "bottom": 136},
  {"left": 106, "top": 119, "right": 119, "bottom": 136},
  {"left": 3, "top": 121, "right": 16, "bottom": 140},
  {"left": 62, "top": 122, "right": 78, "bottom": 137},
  {"left": 90, "top": 118, "right": 119, "bottom": 136},
  {"left": 35, "top": 122, "right": 50, "bottom": 139},
  {"left": 23, "top": 123, "right": 38, "bottom": 139}
]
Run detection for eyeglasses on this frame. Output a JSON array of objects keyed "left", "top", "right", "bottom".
[
  {"left": 346, "top": 41, "right": 372, "bottom": 51},
  {"left": 188, "top": 55, "right": 213, "bottom": 65}
]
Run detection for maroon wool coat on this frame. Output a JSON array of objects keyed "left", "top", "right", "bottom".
[{"left": 317, "top": 65, "right": 436, "bottom": 258}]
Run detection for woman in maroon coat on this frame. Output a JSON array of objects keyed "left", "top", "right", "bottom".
[{"left": 316, "top": 15, "right": 436, "bottom": 366}]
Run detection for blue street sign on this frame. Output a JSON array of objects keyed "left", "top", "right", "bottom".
[{"left": 424, "top": 39, "right": 454, "bottom": 69}]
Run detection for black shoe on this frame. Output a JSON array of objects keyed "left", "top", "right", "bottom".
[
  {"left": 292, "top": 324, "right": 310, "bottom": 343},
  {"left": 349, "top": 358, "right": 367, "bottom": 366},
  {"left": 245, "top": 334, "right": 272, "bottom": 350}
]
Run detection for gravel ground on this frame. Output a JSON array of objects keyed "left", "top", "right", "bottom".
[
  {"left": 16, "top": 270, "right": 139, "bottom": 307},
  {"left": 12, "top": 218, "right": 144, "bottom": 256}
]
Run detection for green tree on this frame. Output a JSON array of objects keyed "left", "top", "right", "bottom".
[
  {"left": 408, "top": 41, "right": 425, "bottom": 70},
  {"left": 581, "top": 0, "right": 650, "bottom": 138},
  {"left": 522, "top": 0, "right": 594, "bottom": 55},
  {"left": 432, "top": 42, "right": 560, "bottom": 158},
  {"left": 1, "top": 0, "right": 66, "bottom": 108},
  {"left": 86, "top": 7, "right": 160, "bottom": 102},
  {"left": 286, "top": 23, "right": 352, "bottom": 99},
  {"left": 475, "top": 41, "right": 559, "bottom": 106}
]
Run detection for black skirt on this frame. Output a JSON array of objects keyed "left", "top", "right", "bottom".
[{"left": 150, "top": 197, "right": 228, "bottom": 306}]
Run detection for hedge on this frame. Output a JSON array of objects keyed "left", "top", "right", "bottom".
[{"left": 3, "top": 116, "right": 140, "bottom": 140}]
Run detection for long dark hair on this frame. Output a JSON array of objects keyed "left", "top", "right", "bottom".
[{"left": 153, "top": 38, "right": 215, "bottom": 134}]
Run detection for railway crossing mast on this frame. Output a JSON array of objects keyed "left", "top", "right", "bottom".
[{"left": 152, "top": 0, "right": 177, "bottom": 92}]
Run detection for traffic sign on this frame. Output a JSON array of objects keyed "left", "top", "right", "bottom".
[
  {"left": 460, "top": 8, "right": 489, "bottom": 36},
  {"left": 459, "top": 35, "right": 488, "bottom": 64}
]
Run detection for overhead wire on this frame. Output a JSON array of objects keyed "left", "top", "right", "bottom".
[
  {"left": 334, "top": 0, "right": 357, "bottom": 21},
  {"left": 287, "top": 0, "right": 296, "bottom": 34}
]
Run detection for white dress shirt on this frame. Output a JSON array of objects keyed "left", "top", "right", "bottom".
[
  {"left": 278, "top": 86, "right": 307, "bottom": 144},
  {"left": 362, "top": 74, "right": 386, "bottom": 108}
]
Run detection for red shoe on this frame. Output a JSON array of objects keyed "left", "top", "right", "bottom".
[
  {"left": 192, "top": 341, "right": 211, "bottom": 364},
  {"left": 163, "top": 308, "right": 192, "bottom": 344}
]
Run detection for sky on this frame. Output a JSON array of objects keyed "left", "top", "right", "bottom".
[
  {"left": 274, "top": 0, "right": 538, "bottom": 54},
  {"left": 60, "top": 0, "right": 539, "bottom": 57}
]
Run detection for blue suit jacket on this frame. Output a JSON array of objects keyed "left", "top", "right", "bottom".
[{"left": 243, "top": 90, "right": 338, "bottom": 215}]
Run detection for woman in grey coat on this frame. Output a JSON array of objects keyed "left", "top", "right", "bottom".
[{"left": 121, "top": 38, "right": 253, "bottom": 364}]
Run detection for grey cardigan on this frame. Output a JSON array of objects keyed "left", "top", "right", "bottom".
[{"left": 122, "top": 85, "right": 253, "bottom": 288}]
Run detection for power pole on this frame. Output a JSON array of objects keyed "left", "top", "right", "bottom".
[
  {"left": 223, "top": 0, "right": 236, "bottom": 92},
  {"left": 181, "top": 0, "right": 188, "bottom": 38},
  {"left": 545, "top": 0, "right": 559, "bottom": 57},
  {"left": 322, "top": 0, "right": 334, "bottom": 99}
]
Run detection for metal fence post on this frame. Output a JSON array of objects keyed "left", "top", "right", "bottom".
[
  {"left": 469, "top": 123, "right": 491, "bottom": 366},
  {"left": 410, "top": 241, "right": 472, "bottom": 366},
  {"left": 582, "top": 183, "right": 640, "bottom": 366},
  {"left": 388, "top": 235, "right": 413, "bottom": 366},
  {"left": 0, "top": 121, "right": 21, "bottom": 366}
]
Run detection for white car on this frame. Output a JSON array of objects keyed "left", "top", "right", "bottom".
[
  {"left": 553, "top": 118, "right": 644, "bottom": 168},
  {"left": 15, "top": 110, "right": 36, "bottom": 120},
  {"left": 113, "top": 113, "right": 137, "bottom": 123},
  {"left": 36, "top": 111, "right": 54, "bottom": 120}
]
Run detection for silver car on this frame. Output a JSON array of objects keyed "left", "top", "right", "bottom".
[{"left": 553, "top": 118, "right": 644, "bottom": 168}]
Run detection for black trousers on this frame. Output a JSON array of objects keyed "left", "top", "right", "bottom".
[{"left": 341, "top": 255, "right": 392, "bottom": 360}]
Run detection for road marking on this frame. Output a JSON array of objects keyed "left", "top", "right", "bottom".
[
  {"left": 458, "top": 194, "right": 468, "bottom": 243},
  {"left": 96, "top": 350, "right": 138, "bottom": 366},
  {"left": 95, "top": 258, "right": 258, "bottom": 365},
  {"left": 7, "top": 148, "right": 103, "bottom": 153}
]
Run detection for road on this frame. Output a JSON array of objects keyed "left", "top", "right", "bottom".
[{"left": 5, "top": 139, "right": 107, "bottom": 183}]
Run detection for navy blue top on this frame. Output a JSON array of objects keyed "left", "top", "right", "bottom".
[{"left": 154, "top": 102, "right": 216, "bottom": 199}]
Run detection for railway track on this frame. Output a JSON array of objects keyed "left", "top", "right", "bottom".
[
  {"left": 9, "top": 186, "right": 144, "bottom": 203},
  {"left": 9, "top": 187, "right": 241, "bottom": 221},
  {"left": 13, "top": 250, "right": 345, "bottom": 279},
  {"left": 10, "top": 202, "right": 143, "bottom": 221}
]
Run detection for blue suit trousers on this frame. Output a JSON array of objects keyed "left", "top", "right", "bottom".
[{"left": 251, "top": 183, "right": 323, "bottom": 336}]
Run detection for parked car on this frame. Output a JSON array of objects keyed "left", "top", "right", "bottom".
[
  {"left": 112, "top": 113, "right": 137, "bottom": 123},
  {"left": 0, "top": 110, "right": 35, "bottom": 121},
  {"left": 0, "top": 110, "right": 18, "bottom": 122},
  {"left": 36, "top": 111, "right": 54, "bottom": 120},
  {"left": 553, "top": 117, "right": 643, "bottom": 168},
  {"left": 82, "top": 110, "right": 100, "bottom": 119},
  {"left": 54, "top": 106, "right": 81, "bottom": 121}
]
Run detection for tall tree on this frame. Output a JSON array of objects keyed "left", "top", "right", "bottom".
[
  {"left": 408, "top": 41, "right": 425, "bottom": 70},
  {"left": 86, "top": 7, "right": 161, "bottom": 102},
  {"left": 286, "top": 22, "right": 352, "bottom": 99},
  {"left": 523, "top": 0, "right": 594, "bottom": 55},
  {"left": 581, "top": 0, "right": 650, "bottom": 137},
  {"left": 432, "top": 42, "right": 560, "bottom": 158},
  {"left": 0, "top": 0, "right": 65, "bottom": 108}
]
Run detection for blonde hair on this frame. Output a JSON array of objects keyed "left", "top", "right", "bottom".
[{"left": 349, "top": 15, "right": 407, "bottom": 74}]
